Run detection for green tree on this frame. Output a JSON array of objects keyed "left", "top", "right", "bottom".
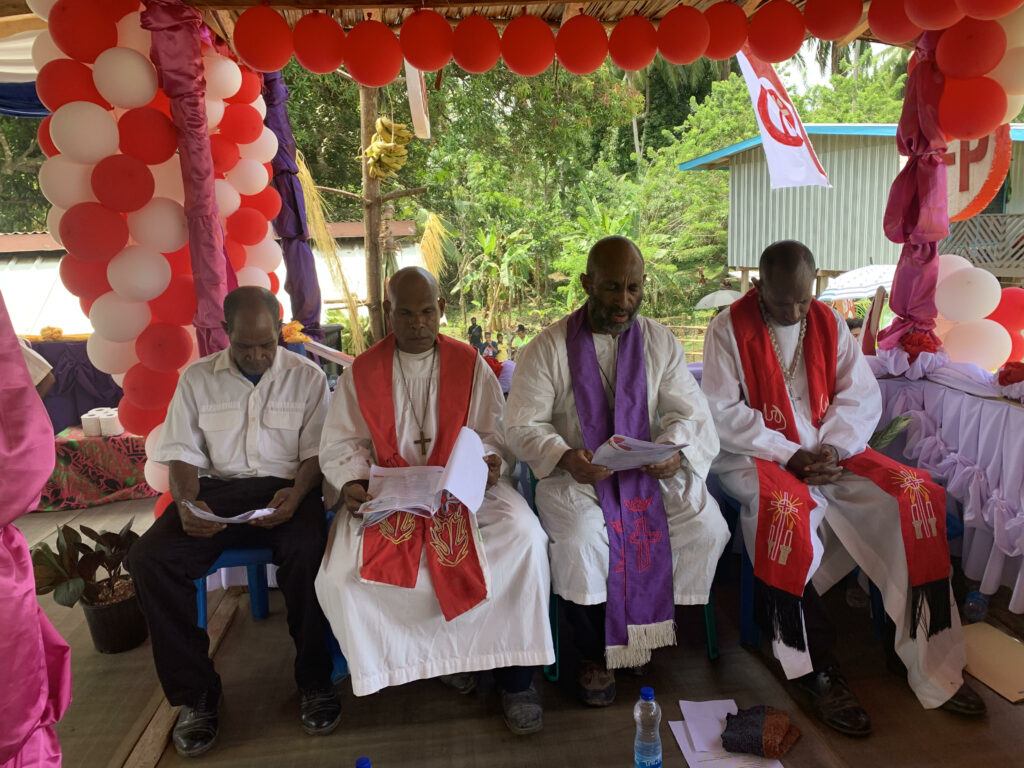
[{"left": 0, "top": 115, "right": 47, "bottom": 232}]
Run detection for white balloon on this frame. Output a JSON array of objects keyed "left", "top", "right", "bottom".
[
  {"left": 944, "top": 319, "right": 1013, "bottom": 371},
  {"left": 251, "top": 95, "right": 267, "bottom": 120},
  {"left": 89, "top": 292, "right": 152, "bottom": 343},
  {"left": 144, "top": 423, "right": 163, "bottom": 457},
  {"left": 117, "top": 12, "right": 152, "bottom": 58},
  {"left": 50, "top": 102, "right": 119, "bottom": 164},
  {"left": 235, "top": 266, "right": 271, "bottom": 290},
  {"left": 215, "top": 178, "right": 241, "bottom": 217},
  {"left": 239, "top": 126, "right": 279, "bottom": 164},
  {"left": 26, "top": 0, "right": 57, "bottom": 20},
  {"left": 107, "top": 244, "right": 172, "bottom": 301},
  {"left": 93, "top": 47, "right": 157, "bottom": 109},
  {"left": 934, "top": 316, "right": 956, "bottom": 340},
  {"left": 111, "top": 371, "right": 126, "bottom": 387},
  {"left": 244, "top": 232, "right": 283, "bottom": 272},
  {"left": 128, "top": 198, "right": 189, "bottom": 253},
  {"left": 999, "top": 6, "right": 1024, "bottom": 45},
  {"left": 935, "top": 267, "right": 1003, "bottom": 322},
  {"left": 206, "top": 98, "right": 225, "bottom": 130},
  {"left": 87, "top": 332, "right": 140, "bottom": 374},
  {"left": 150, "top": 154, "right": 185, "bottom": 204},
  {"left": 203, "top": 54, "right": 242, "bottom": 100},
  {"left": 1005, "top": 92, "right": 1024, "bottom": 124},
  {"left": 226, "top": 158, "right": 269, "bottom": 195},
  {"left": 39, "top": 155, "right": 96, "bottom": 209},
  {"left": 937, "top": 253, "right": 973, "bottom": 284},
  {"left": 991, "top": 47, "right": 1024, "bottom": 96},
  {"left": 31, "top": 31, "right": 65, "bottom": 70},
  {"left": 47, "top": 206, "right": 65, "bottom": 246},
  {"left": 144, "top": 459, "right": 170, "bottom": 492}
]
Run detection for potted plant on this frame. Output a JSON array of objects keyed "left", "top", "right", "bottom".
[{"left": 32, "top": 520, "right": 148, "bottom": 654}]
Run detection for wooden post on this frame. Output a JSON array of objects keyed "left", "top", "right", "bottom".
[
  {"left": 740, "top": 268, "right": 750, "bottom": 293},
  {"left": 360, "top": 85, "right": 385, "bottom": 342}
]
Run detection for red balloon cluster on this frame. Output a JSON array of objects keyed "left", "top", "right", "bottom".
[
  {"left": 609, "top": 16, "right": 658, "bottom": 72},
  {"left": 453, "top": 15, "right": 502, "bottom": 74},
  {"left": 345, "top": 19, "right": 403, "bottom": 87},
  {"left": 47, "top": 0, "right": 126, "bottom": 63},
  {"left": 988, "top": 287, "right": 1024, "bottom": 361},
  {"left": 119, "top": 107, "right": 178, "bottom": 165},
  {"left": 233, "top": 6, "right": 294, "bottom": 73},
  {"left": 401, "top": 10, "right": 453, "bottom": 72},
  {"left": 36, "top": 59, "right": 109, "bottom": 111},
  {"left": 556, "top": 15, "right": 608, "bottom": 75},
  {"left": 657, "top": 6, "right": 709, "bottom": 65},
  {"left": 294, "top": 11, "right": 346, "bottom": 74},
  {"left": 501, "top": 15, "right": 555, "bottom": 77},
  {"left": 748, "top": 0, "right": 805, "bottom": 63}
]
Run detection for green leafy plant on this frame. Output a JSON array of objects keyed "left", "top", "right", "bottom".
[
  {"left": 869, "top": 415, "right": 912, "bottom": 451},
  {"left": 32, "top": 521, "right": 140, "bottom": 608}
]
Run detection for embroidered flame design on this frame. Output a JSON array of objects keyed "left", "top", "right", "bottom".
[
  {"left": 767, "top": 491, "right": 801, "bottom": 566},
  {"left": 429, "top": 494, "right": 470, "bottom": 567},
  {"left": 763, "top": 404, "right": 788, "bottom": 431},
  {"left": 892, "top": 469, "right": 938, "bottom": 540},
  {"left": 379, "top": 510, "right": 417, "bottom": 546}
]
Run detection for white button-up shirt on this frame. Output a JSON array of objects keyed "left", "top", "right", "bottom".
[{"left": 154, "top": 347, "right": 329, "bottom": 480}]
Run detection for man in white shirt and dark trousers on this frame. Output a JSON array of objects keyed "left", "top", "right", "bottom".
[{"left": 129, "top": 287, "right": 340, "bottom": 758}]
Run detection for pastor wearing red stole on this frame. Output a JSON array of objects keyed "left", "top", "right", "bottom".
[{"left": 702, "top": 241, "right": 984, "bottom": 737}]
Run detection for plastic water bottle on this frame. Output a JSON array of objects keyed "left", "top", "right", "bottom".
[
  {"left": 633, "top": 686, "right": 663, "bottom": 768},
  {"left": 355, "top": 758, "right": 371, "bottom": 768},
  {"left": 963, "top": 590, "right": 989, "bottom": 623}
]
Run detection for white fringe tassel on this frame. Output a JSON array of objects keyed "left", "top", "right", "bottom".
[{"left": 605, "top": 620, "right": 676, "bottom": 670}]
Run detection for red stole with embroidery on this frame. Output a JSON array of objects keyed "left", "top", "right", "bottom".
[
  {"left": 351, "top": 334, "right": 488, "bottom": 621},
  {"left": 731, "top": 289, "right": 951, "bottom": 649}
]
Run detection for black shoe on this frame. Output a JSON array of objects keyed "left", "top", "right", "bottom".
[
  {"left": 940, "top": 683, "right": 987, "bottom": 717},
  {"left": 794, "top": 667, "right": 872, "bottom": 738},
  {"left": 172, "top": 689, "right": 220, "bottom": 758},
  {"left": 299, "top": 686, "right": 342, "bottom": 735}
]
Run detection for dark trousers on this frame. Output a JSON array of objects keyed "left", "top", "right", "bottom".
[
  {"left": 802, "top": 584, "right": 838, "bottom": 672},
  {"left": 564, "top": 601, "right": 607, "bottom": 665},
  {"left": 493, "top": 666, "right": 534, "bottom": 693},
  {"left": 129, "top": 477, "right": 333, "bottom": 707}
]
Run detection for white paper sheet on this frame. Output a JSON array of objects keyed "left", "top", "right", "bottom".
[
  {"left": 669, "top": 720, "right": 782, "bottom": 768},
  {"left": 591, "top": 434, "right": 687, "bottom": 471},
  {"left": 183, "top": 500, "right": 275, "bottom": 524},
  {"left": 679, "top": 699, "right": 738, "bottom": 752}
]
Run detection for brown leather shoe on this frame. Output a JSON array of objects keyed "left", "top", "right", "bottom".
[
  {"left": 940, "top": 683, "right": 987, "bottom": 717},
  {"left": 794, "top": 667, "right": 872, "bottom": 738},
  {"left": 577, "top": 661, "right": 616, "bottom": 707}
]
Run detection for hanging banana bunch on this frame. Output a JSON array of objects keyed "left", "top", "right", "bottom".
[{"left": 364, "top": 116, "right": 413, "bottom": 180}]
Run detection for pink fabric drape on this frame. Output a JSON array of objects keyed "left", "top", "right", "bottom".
[
  {"left": 878, "top": 32, "right": 949, "bottom": 350},
  {"left": 142, "top": 0, "right": 229, "bottom": 355},
  {"left": 0, "top": 290, "right": 71, "bottom": 768}
]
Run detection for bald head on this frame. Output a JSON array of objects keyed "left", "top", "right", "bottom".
[
  {"left": 222, "top": 286, "right": 281, "bottom": 376},
  {"left": 385, "top": 266, "right": 445, "bottom": 353},
  {"left": 586, "top": 235, "right": 644, "bottom": 277},
  {"left": 754, "top": 240, "right": 816, "bottom": 326},
  {"left": 581, "top": 236, "right": 645, "bottom": 336},
  {"left": 758, "top": 240, "right": 816, "bottom": 284}
]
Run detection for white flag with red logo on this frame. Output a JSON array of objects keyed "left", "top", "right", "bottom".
[{"left": 736, "top": 46, "right": 830, "bottom": 190}]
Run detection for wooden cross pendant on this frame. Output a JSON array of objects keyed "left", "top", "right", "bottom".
[{"left": 414, "top": 430, "right": 432, "bottom": 457}]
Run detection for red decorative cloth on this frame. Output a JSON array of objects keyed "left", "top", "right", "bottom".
[{"left": 998, "top": 362, "right": 1024, "bottom": 386}]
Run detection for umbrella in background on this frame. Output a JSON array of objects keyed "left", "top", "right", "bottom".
[
  {"left": 818, "top": 264, "right": 897, "bottom": 302},
  {"left": 695, "top": 290, "right": 742, "bottom": 310}
]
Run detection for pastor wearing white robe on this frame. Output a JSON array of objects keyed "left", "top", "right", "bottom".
[
  {"left": 315, "top": 348, "right": 554, "bottom": 697},
  {"left": 505, "top": 315, "right": 730, "bottom": 608},
  {"left": 701, "top": 307, "right": 966, "bottom": 709}
]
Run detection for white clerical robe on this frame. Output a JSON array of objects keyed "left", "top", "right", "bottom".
[
  {"left": 505, "top": 315, "right": 730, "bottom": 607},
  {"left": 315, "top": 347, "right": 554, "bottom": 697},
  {"left": 702, "top": 307, "right": 965, "bottom": 708}
]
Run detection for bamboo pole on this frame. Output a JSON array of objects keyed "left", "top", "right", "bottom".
[{"left": 360, "top": 85, "right": 386, "bottom": 342}]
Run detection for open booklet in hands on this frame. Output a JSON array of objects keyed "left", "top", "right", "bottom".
[
  {"left": 591, "top": 434, "right": 688, "bottom": 471},
  {"left": 182, "top": 500, "right": 276, "bottom": 524},
  {"left": 358, "top": 427, "right": 489, "bottom": 528}
]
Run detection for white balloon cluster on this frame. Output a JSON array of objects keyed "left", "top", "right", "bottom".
[
  {"left": 933, "top": 254, "right": 1012, "bottom": 371},
  {"left": 996, "top": 8, "right": 1024, "bottom": 124}
]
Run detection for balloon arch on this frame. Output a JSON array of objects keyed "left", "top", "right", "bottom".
[{"left": 24, "top": 0, "right": 1024, "bottom": 495}]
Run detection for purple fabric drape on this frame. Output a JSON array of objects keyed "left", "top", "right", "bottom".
[
  {"left": 263, "top": 71, "right": 323, "bottom": 338},
  {"left": 878, "top": 32, "right": 948, "bottom": 350},
  {"left": 142, "top": 0, "right": 229, "bottom": 355},
  {"left": 33, "top": 340, "right": 122, "bottom": 434}
]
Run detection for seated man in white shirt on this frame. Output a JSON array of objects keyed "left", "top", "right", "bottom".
[
  {"left": 129, "top": 287, "right": 340, "bottom": 758},
  {"left": 19, "top": 338, "right": 56, "bottom": 399}
]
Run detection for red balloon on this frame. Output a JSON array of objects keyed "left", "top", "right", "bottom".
[
  {"left": 906, "top": 0, "right": 964, "bottom": 30},
  {"left": 120, "top": 108, "right": 178, "bottom": 165},
  {"left": 346, "top": 20, "right": 403, "bottom": 87},
  {"left": 241, "top": 186, "right": 282, "bottom": 221},
  {"left": 264, "top": 162, "right": 274, "bottom": 182},
  {"left": 209, "top": 134, "right": 240, "bottom": 175},
  {"left": 92, "top": 155, "right": 155, "bottom": 213},
  {"left": 48, "top": 0, "right": 118, "bottom": 63},
  {"left": 954, "top": 0, "right": 1024, "bottom": 20},
  {"left": 123, "top": 363, "right": 179, "bottom": 410},
  {"left": 118, "top": 396, "right": 166, "bottom": 437},
  {"left": 109, "top": 0, "right": 140, "bottom": 20},
  {"left": 268, "top": 272, "right": 280, "bottom": 294},
  {"left": 147, "top": 88, "right": 172, "bottom": 117},
  {"left": 153, "top": 491, "right": 174, "bottom": 518},
  {"left": 748, "top": 1, "right": 805, "bottom": 64},
  {"left": 401, "top": 10, "right": 453, "bottom": 72},
  {"left": 987, "top": 287, "right": 1024, "bottom": 330},
  {"left": 227, "top": 69, "right": 262, "bottom": 104},
  {"left": 163, "top": 244, "right": 192, "bottom": 275},
  {"left": 219, "top": 104, "right": 263, "bottom": 145},
  {"left": 1009, "top": 330, "right": 1024, "bottom": 362},
  {"left": 226, "top": 207, "right": 268, "bottom": 246},
  {"left": 234, "top": 6, "right": 294, "bottom": 73},
  {"left": 803, "top": 0, "right": 862, "bottom": 41},
  {"left": 937, "top": 18, "right": 1006, "bottom": 79},
  {"left": 453, "top": 15, "right": 501, "bottom": 74},
  {"left": 939, "top": 77, "right": 1007, "bottom": 140},
  {"left": 704, "top": 2, "right": 748, "bottom": 60},
  {"left": 501, "top": 15, "right": 555, "bottom": 77},
  {"left": 36, "top": 59, "right": 110, "bottom": 111},
  {"left": 137, "top": 323, "right": 194, "bottom": 372},
  {"left": 59, "top": 252, "right": 111, "bottom": 299},
  {"left": 150, "top": 275, "right": 197, "bottom": 325},
  {"left": 80, "top": 296, "right": 95, "bottom": 316},
  {"left": 555, "top": 15, "right": 607, "bottom": 75},
  {"left": 608, "top": 16, "right": 657, "bottom": 71},
  {"left": 658, "top": 6, "right": 709, "bottom": 65},
  {"left": 38, "top": 116, "right": 59, "bottom": 157},
  {"left": 225, "top": 239, "right": 247, "bottom": 271},
  {"left": 60, "top": 203, "right": 128, "bottom": 263},
  {"left": 294, "top": 11, "right": 346, "bottom": 74},
  {"left": 869, "top": 0, "right": 922, "bottom": 45}
]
